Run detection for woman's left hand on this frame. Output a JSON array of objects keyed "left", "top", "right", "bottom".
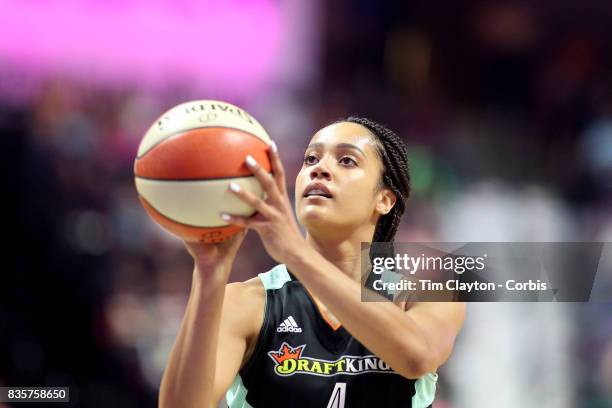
[{"left": 221, "top": 141, "right": 306, "bottom": 264}]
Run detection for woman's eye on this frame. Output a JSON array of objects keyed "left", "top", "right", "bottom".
[
  {"left": 303, "top": 155, "right": 356, "bottom": 166},
  {"left": 339, "top": 156, "right": 357, "bottom": 166},
  {"left": 303, "top": 155, "right": 318, "bottom": 165}
]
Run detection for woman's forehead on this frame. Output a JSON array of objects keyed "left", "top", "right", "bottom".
[{"left": 308, "top": 122, "right": 377, "bottom": 153}]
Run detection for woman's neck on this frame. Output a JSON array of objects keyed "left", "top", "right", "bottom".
[
  {"left": 304, "top": 230, "right": 371, "bottom": 283},
  {"left": 302, "top": 229, "right": 374, "bottom": 325}
]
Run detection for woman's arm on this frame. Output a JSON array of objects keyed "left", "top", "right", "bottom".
[
  {"left": 159, "top": 263, "right": 227, "bottom": 408},
  {"left": 159, "top": 234, "right": 264, "bottom": 408},
  {"left": 160, "top": 262, "right": 264, "bottom": 408},
  {"left": 286, "top": 248, "right": 466, "bottom": 379}
]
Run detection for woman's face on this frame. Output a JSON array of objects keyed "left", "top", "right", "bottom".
[{"left": 294, "top": 122, "right": 396, "bottom": 239}]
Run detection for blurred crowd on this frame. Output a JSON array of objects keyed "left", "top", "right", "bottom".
[{"left": 1, "top": 1, "right": 612, "bottom": 407}]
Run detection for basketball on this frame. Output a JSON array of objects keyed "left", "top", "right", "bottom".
[{"left": 134, "top": 100, "right": 272, "bottom": 243}]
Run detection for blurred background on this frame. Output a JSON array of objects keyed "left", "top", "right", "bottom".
[{"left": 1, "top": 0, "right": 612, "bottom": 407}]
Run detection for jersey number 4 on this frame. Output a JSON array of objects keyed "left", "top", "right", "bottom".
[{"left": 326, "top": 382, "right": 346, "bottom": 408}]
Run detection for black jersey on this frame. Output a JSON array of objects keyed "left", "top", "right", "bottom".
[{"left": 226, "top": 264, "right": 437, "bottom": 407}]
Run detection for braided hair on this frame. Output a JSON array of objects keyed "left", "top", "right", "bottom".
[
  {"left": 335, "top": 117, "right": 411, "bottom": 293},
  {"left": 341, "top": 116, "right": 411, "bottom": 244}
]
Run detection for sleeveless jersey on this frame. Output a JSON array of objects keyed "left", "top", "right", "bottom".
[{"left": 226, "top": 264, "right": 438, "bottom": 407}]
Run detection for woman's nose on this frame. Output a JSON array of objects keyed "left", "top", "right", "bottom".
[{"left": 310, "top": 162, "right": 331, "bottom": 180}]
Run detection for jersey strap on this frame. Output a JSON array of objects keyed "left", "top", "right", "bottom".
[
  {"left": 412, "top": 372, "right": 438, "bottom": 408},
  {"left": 226, "top": 374, "right": 254, "bottom": 408},
  {"left": 257, "top": 263, "right": 292, "bottom": 290}
]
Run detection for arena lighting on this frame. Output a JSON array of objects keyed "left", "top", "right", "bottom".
[{"left": 0, "top": 0, "right": 282, "bottom": 96}]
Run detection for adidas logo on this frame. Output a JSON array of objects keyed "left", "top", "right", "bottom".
[{"left": 276, "top": 316, "right": 302, "bottom": 333}]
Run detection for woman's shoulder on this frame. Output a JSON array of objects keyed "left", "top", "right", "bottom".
[
  {"left": 225, "top": 263, "right": 292, "bottom": 311},
  {"left": 226, "top": 276, "right": 265, "bottom": 304},
  {"left": 230, "top": 263, "right": 292, "bottom": 294}
]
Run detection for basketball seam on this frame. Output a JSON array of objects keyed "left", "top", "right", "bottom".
[
  {"left": 139, "top": 195, "right": 240, "bottom": 228},
  {"left": 134, "top": 174, "right": 266, "bottom": 182},
  {"left": 136, "top": 126, "right": 270, "bottom": 159}
]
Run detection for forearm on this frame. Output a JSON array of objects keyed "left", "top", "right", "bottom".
[
  {"left": 286, "top": 248, "right": 432, "bottom": 378},
  {"left": 159, "top": 263, "right": 230, "bottom": 408}
]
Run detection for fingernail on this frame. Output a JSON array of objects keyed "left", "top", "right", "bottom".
[
  {"left": 269, "top": 140, "right": 277, "bottom": 153},
  {"left": 229, "top": 182, "right": 241, "bottom": 192},
  {"left": 220, "top": 213, "right": 231, "bottom": 221},
  {"left": 245, "top": 155, "right": 257, "bottom": 167}
]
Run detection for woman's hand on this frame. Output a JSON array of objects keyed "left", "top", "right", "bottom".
[
  {"left": 183, "top": 230, "right": 248, "bottom": 280},
  {"left": 220, "top": 141, "right": 306, "bottom": 264}
]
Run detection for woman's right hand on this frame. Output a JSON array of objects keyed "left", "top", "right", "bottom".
[{"left": 183, "top": 229, "right": 248, "bottom": 276}]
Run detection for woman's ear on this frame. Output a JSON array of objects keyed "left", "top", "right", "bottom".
[{"left": 376, "top": 188, "right": 396, "bottom": 215}]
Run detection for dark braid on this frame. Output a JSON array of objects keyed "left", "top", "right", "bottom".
[
  {"left": 342, "top": 116, "right": 411, "bottom": 244},
  {"left": 335, "top": 117, "right": 411, "bottom": 287}
]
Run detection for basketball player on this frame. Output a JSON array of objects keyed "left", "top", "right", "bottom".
[{"left": 159, "top": 117, "right": 466, "bottom": 408}]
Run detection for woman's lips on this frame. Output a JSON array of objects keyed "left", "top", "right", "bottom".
[{"left": 304, "top": 194, "right": 332, "bottom": 200}]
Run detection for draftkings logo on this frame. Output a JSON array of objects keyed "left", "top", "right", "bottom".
[{"left": 267, "top": 342, "right": 397, "bottom": 377}]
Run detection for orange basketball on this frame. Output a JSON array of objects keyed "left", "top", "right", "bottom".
[{"left": 134, "top": 100, "right": 272, "bottom": 243}]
